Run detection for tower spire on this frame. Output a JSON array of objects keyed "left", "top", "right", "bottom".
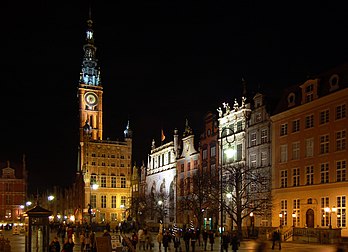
[{"left": 79, "top": 11, "right": 101, "bottom": 87}]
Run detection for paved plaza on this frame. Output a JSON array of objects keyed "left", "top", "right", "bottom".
[{"left": 1, "top": 230, "right": 345, "bottom": 252}]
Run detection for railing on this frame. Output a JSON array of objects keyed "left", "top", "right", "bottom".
[{"left": 282, "top": 227, "right": 293, "bottom": 241}]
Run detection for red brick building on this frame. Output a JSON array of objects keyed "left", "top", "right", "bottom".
[{"left": 0, "top": 156, "right": 27, "bottom": 224}]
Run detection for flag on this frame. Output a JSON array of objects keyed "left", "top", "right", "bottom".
[{"left": 161, "top": 129, "right": 166, "bottom": 142}]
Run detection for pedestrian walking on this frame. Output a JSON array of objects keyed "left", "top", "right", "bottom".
[
  {"left": 174, "top": 232, "right": 181, "bottom": 252},
  {"left": 49, "top": 236, "right": 60, "bottom": 252},
  {"left": 183, "top": 229, "right": 191, "bottom": 252},
  {"left": 230, "top": 232, "right": 239, "bottom": 252},
  {"left": 202, "top": 230, "right": 208, "bottom": 251},
  {"left": 163, "top": 230, "right": 171, "bottom": 252},
  {"left": 222, "top": 231, "right": 231, "bottom": 252},
  {"left": 157, "top": 232, "right": 163, "bottom": 251},
  {"left": 208, "top": 230, "right": 215, "bottom": 251},
  {"left": 271, "top": 230, "right": 281, "bottom": 250},
  {"left": 79, "top": 231, "right": 85, "bottom": 252},
  {"left": 191, "top": 231, "right": 197, "bottom": 252}
]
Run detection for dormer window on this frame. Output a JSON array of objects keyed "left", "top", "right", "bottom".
[
  {"left": 287, "top": 93, "right": 295, "bottom": 107},
  {"left": 329, "top": 74, "right": 339, "bottom": 92},
  {"left": 305, "top": 84, "right": 314, "bottom": 103},
  {"left": 300, "top": 80, "right": 318, "bottom": 104}
]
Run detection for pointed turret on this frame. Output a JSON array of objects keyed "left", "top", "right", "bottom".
[{"left": 124, "top": 120, "right": 133, "bottom": 138}]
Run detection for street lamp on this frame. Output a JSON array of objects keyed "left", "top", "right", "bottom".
[
  {"left": 89, "top": 182, "right": 99, "bottom": 225},
  {"left": 219, "top": 127, "right": 235, "bottom": 252},
  {"left": 324, "top": 206, "right": 337, "bottom": 229},
  {"left": 158, "top": 200, "right": 164, "bottom": 230},
  {"left": 249, "top": 212, "right": 254, "bottom": 237},
  {"left": 279, "top": 213, "right": 283, "bottom": 228}
]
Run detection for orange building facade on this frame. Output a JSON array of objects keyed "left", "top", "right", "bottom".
[{"left": 271, "top": 64, "right": 348, "bottom": 236}]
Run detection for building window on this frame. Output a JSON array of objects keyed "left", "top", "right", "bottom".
[
  {"left": 320, "top": 163, "right": 329, "bottom": 184},
  {"left": 336, "top": 160, "right": 346, "bottom": 182},
  {"left": 306, "top": 165, "right": 314, "bottom": 185},
  {"left": 111, "top": 177, "right": 116, "bottom": 188},
  {"left": 292, "top": 142, "right": 300, "bottom": 160},
  {"left": 101, "top": 195, "right": 106, "bottom": 208},
  {"left": 280, "top": 145, "right": 288, "bottom": 163},
  {"left": 210, "top": 164, "right": 216, "bottom": 176},
  {"left": 280, "top": 200, "right": 288, "bottom": 226},
  {"left": 251, "top": 132, "right": 257, "bottom": 146},
  {"left": 321, "top": 197, "right": 330, "bottom": 227},
  {"left": 293, "top": 199, "right": 300, "bottom": 227},
  {"left": 320, "top": 134, "right": 330, "bottom": 154},
  {"left": 305, "top": 138, "right": 314, "bottom": 157},
  {"left": 292, "top": 168, "right": 300, "bottom": 187},
  {"left": 319, "top": 109, "right": 329, "bottom": 125},
  {"left": 261, "top": 129, "right": 268, "bottom": 144},
  {"left": 5, "top": 195, "right": 10, "bottom": 205},
  {"left": 210, "top": 145, "right": 216, "bottom": 157},
  {"left": 336, "top": 130, "right": 346, "bottom": 151},
  {"left": 237, "top": 121, "right": 242, "bottom": 132},
  {"left": 91, "top": 195, "right": 97, "bottom": 208},
  {"left": 336, "top": 104, "right": 346, "bottom": 120},
  {"left": 292, "top": 119, "right": 300, "bottom": 133},
  {"left": 202, "top": 149, "right": 208, "bottom": 160},
  {"left": 181, "top": 164, "right": 184, "bottom": 172},
  {"left": 305, "top": 114, "right": 314, "bottom": 129},
  {"left": 101, "top": 176, "right": 106, "bottom": 188},
  {"left": 91, "top": 175, "right": 97, "bottom": 184},
  {"left": 111, "top": 213, "right": 117, "bottom": 221},
  {"left": 111, "top": 196, "right": 117, "bottom": 208},
  {"left": 180, "top": 178, "right": 184, "bottom": 195},
  {"left": 121, "top": 196, "right": 126, "bottom": 206},
  {"left": 305, "top": 84, "right": 314, "bottom": 103},
  {"left": 261, "top": 152, "right": 268, "bottom": 167},
  {"left": 236, "top": 144, "right": 242, "bottom": 161},
  {"left": 250, "top": 154, "right": 257, "bottom": 168},
  {"left": 121, "top": 176, "right": 126, "bottom": 188},
  {"left": 337, "top": 196, "right": 346, "bottom": 228},
  {"left": 280, "top": 170, "right": 288, "bottom": 188},
  {"left": 187, "top": 162, "right": 191, "bottom": 171},
  {"left": 280, "top": 123, "right": 288, "bottom": 136}
]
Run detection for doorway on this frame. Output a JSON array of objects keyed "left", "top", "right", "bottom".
[{"left": 306, "top": 209, "right": 314, "bottom": 228}]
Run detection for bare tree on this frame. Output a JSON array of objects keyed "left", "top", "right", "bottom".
[
  {"left": 177, "top": 168, "right": 219, "bottom": 230},
  {"left": 222, "top": 162, "right": 272, "bottom": 239}
]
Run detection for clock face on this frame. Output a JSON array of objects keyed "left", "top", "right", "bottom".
[{"left": 85, "top": 92, "right": 98, "bottom": 106}]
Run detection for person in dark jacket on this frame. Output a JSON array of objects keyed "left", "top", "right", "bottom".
[
  {"left": 230, "top": 232, "right": 239, "bottom": 252},
  {"left": 222, "top": 231, "right": 231, "bottom": 252},
  {"left": 208, "top": 230, "right": 215, "bottom": 251},
  {"left": 163, "top": 230, "right": 171, "bottom": 252},
  {"left": 271, "top": 230, "right": 281, "bottom": 250},
  {"left": 202, "top": 230, "right": 208, "bottom": 251}
]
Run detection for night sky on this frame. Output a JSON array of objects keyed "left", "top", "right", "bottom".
[{"left": 2, "top": 2, "right": 348, "bottom": 192}]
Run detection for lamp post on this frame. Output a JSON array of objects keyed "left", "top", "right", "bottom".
[
  {"left": 324, "top": 206, "right": 337, "bottom": 229},
  {"left": 249, "top": 212, "right": 254, "bottom": 237},
  {"left": 89, "top": 182, "right": 99, "bottom": 225},
  {"left": 158, "top": 200, "right": 164, "bottom": 231},
  {"left": 219, "top": 127, "right": 235, "bottom": 252},
  {"left": 279, "top": 213, "right": 283, "bottom": 228}
]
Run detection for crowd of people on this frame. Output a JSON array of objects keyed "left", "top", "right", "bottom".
[{"left": 127, "top": 227, "right": 219, "bottom": 252}]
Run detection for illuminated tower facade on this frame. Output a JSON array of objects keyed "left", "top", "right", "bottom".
[{"left": 76, "top": 17, "right": 132, "bottom": 225}]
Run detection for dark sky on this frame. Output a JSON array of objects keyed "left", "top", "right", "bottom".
[{"left": 2, "top": 2, "right": 348, "bottom": 192}]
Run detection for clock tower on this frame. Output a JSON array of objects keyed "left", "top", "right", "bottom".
[
  {"left": 75, "top": 14, "right": 133, "bottom": 225},
  {"left": 78, "top": 18, "right": 103, "bottom": 142}
]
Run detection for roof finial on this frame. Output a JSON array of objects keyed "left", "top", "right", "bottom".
[{"left": 89, "top": 1, "right": 92, "bottom": 20}]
